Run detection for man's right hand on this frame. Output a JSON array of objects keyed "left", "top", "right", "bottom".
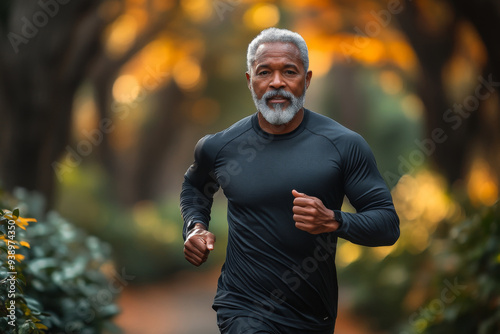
[{"left": 183, "top": 223, "right": 216, "bottom": 266}]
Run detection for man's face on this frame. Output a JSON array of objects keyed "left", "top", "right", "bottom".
[{"left": 246, "top": 42, "right": 312, "bottom": 125}]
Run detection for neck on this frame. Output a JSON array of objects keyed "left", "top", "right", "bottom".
[{"left": 257, "top": 108, "right": 305, "bottom": 135}]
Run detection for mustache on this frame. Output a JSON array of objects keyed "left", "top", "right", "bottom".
[{"left": 262, "top": 89, "right": 295, "bottom": 101}]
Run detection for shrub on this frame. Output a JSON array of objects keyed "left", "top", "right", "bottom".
[
  {"left": 0, "top": 189, "right": 122, "bottom": 333},
  {"left": 407, "top": 202, "right": 500, "bottom": 334},
  {"left": 336, "top": 171, "right": 500, "bottom": 333}
]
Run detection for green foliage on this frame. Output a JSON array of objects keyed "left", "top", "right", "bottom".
[
  {"left": 338, "top": 248, "right": 423, "bottom": 330},
  {"left": 339, "top": 198, "right": 500, "bottom": 333},
  {"left": 406, "top": 202, "right": 500, "bottom": 334},
  {"left": 0, "top": 189, "right": 121, "bottom": 333},
  {"left": 0, "top": 209, "right": 46, "bottom": 334},
  {"left": 334, "top": 171, "right": 498, "bottom": 332}
]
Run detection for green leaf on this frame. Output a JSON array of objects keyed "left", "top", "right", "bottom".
[
  {"left": 12, "top": 208, "right": 19, "bottom": 220},
  {"left": 16, "top": 282, "right": 24, "bottom": 294},
  {"left": 19, "top": 322, "right": 31, "bottom": 334},
  {"left": 27, "top": 258, "right": 58, "bottom": 274},
  {"left": 99, "top": 304, "right": 121, "bottom": 318},
  {"left": 17, "top": 271, "right": 26, "bottom": 285},
  {"left": 24, "top": 296, "right": 42, "bottom": 315}
]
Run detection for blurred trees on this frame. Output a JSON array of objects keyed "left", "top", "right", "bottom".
[
  {"left": 1, "top": 0, "right": 498, "bottom": 207},
  {"left": 0, "top": 0, "right": 186, "bottom": 206},
  {"left": 397, "top": 0, "right": 500, "bottom": 185},
  {"left": 1, "top": 0, "right": 110, "bottom": 205},
  {"left": 0, "top": 0, "right": 499, "bottom": 332}
]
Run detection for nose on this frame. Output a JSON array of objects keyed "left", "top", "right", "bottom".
[{"left": 269, "top": 72, "right": 285, "bottom": 89}]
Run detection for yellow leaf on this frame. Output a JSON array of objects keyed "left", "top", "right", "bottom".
[
  {"left": 15, "top": 254, "right": 25, "bottom": 262},
  {"left": 18, "top": 217, "right": 37, "bottom": 224},
  {"left": 36, "top": 323, "right": 48, "bottom": 330},
  {"left": 20, "top": 241, "right": 30, "bottom": 248}
]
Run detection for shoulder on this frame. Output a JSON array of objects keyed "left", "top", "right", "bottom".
[
  {"left": 305, "top": 110, "right": 370, "bottom": 154},
  {"left": 306, "top": 110, "right": 378, "bottom": 176},
  {"left": 195, "top": 114, "right": 254, "bottom": 160}
]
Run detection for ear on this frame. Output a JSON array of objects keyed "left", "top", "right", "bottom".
[
  {"left": 246, "top": 72, "right": 251, "bottom": 90},
  {"left": 305, "top": 70, "right": 312, "bottom": 90}
]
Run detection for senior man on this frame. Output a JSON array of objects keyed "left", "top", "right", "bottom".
[{"left": 180, "top": 28, "right": 400, "bottom": 334}]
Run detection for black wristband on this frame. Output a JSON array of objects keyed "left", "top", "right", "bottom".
[{"left": 333, "top": 210, "right": 343, "bottom": 228}]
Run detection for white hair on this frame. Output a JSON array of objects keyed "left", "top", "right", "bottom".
[{"left": 246, "top": 28, "right": 309, "bottom": 73}]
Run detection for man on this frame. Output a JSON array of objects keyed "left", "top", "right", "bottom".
[{"left": 180, "top": 28, "right": 400, "bottom": 334}]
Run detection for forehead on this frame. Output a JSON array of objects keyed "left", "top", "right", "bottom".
[{"left": 253, "top": 42, "right": 303, "bottom": 68}]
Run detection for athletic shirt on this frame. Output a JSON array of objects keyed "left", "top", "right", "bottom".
[{"left": 180, "top": 109, "right": 400, "bottom": 333}]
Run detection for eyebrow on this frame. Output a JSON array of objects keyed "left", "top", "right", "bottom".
[{"left": 255, "top": 63, "right": 301, "bottom": 71}]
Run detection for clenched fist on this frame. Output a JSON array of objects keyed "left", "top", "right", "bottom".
[
  {"left": 292, "top": 190, "right": 340, "bottom": 234},
  {"left": 184, "top": 223, "right": 216, "bottom": 266}
]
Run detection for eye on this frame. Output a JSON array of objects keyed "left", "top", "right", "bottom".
[
  {"left": 285, "top": 70, "right": 298, "bottom": 75},
  {"left": 257, "top": 70, "right": 270, "bottom": 76}
]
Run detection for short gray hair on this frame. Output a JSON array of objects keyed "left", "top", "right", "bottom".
[{"left": 246, "top": 28, "right": 309, "bottom": 73}]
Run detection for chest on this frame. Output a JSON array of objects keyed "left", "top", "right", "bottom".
[{"left": 213, "top": 133, "right": 343, "bottom": 208}]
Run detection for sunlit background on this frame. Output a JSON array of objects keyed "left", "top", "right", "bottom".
[{"left": 0, "top": 0, "right": 499, "bottom": 333}]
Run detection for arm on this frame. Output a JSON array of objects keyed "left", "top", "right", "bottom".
[
  {"left": 292, "top": 134, "right": 399, "bottom": 247},
  {"left": 180, "top": 136, "right": 219, "bottom": 265},
  {"left": 335, "top": 134, "right": 400, "bottom": 246}
]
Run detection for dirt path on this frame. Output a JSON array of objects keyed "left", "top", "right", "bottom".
[{"left": 114, "top": 268, "right": 377, "bottom": 334}]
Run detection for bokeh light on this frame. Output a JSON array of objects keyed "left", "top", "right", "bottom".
[
  {"left": 105, "top": 14, "right": 138, "bottom": 58},
  {"left": 336, "top": 241, "right": 362, "bottom": 267},
  {"left": 379, "top": 70, "right": 403, "bottom": 95},
  {"left": 467, "top": 158, "right": 499, "bottom": 206},
  {"left": 72, "top": 94, "right": 99, "bottom": 140},
  {"left": 244, "top": 3, "right": 280, "bottom": 29},
  {"left": 173, "top": 57, "right": 203, "bottom": 91},
  {"left": 182, "top": 0, "right": 213, "bottom": 23},
  {"left": 113, "top": 75, "right": 141, "bottom": 103}
]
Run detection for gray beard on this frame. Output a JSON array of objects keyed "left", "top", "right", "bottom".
[{"left": 251, "top": 87, "right": 306, "bottom": 125}]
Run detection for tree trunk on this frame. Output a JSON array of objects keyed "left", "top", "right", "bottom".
[
  {"left": 397, "top": 2, "right": 473, "bottom": 183},
  {"left": 0, "top": 0, "right": 104, "bottom": 205}
]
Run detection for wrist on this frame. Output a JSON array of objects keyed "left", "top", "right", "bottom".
[
  {"left": 186, "top": 221, "right": 207, "bottom": 238},
  {"left": 193, "top": 223, "right": 207, "bottom": 231},
  {"left": 327, "top": 210, "right": 339, "bottom": 232},
  {"left": 333, "top": 210, "right": 343, "bottom": 229}
]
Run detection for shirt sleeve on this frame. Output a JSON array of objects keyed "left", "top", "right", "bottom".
[
  {"left": 180, "top": 136, "right": 220, "bottom": 240},
  {"left": 334, "top": 133, "right": 400, "bottom": 246}
]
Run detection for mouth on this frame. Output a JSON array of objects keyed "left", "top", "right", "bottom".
[{"left": 267, "top": 95, "right": 289, "bottom": 104}]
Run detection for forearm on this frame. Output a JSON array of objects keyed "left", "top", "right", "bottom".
[
  {"left": 334, "top": 208, "right": 400, "bottom": 246},
  {"left": 180, "top": 176, "right": 214, "bottom": 240}
]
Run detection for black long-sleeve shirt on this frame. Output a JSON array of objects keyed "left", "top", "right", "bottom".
[{"left": 180, "top": 109, "right": 399, "bottom": 333}]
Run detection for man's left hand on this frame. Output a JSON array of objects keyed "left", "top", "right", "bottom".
[{"left": 292, "top": 189, "right": 340, "bottom": 234}]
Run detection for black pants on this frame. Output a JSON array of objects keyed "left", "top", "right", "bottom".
[
  {"left": 217, "top": 309, "right": 278, "bottom": 334},
  {"left": 216, "top": 307, "right": 334, "bottom": 334}
]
